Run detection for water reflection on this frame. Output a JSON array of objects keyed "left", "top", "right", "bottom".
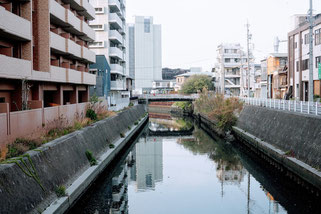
[{"left": 69, "top": 114, "right": 321, "bottom": 214}]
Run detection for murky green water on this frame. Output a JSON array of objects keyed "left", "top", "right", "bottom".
[{"left": 68, "top": 116, "right": 321, "bottom": 214}]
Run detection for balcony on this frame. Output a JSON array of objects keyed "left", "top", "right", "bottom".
[
  {"left": 83, "top": 72, "right": 96, "bottom": 85},
  {"left": 68, "top": 40, "right": 82, "bottom": 58},
  {"left": 0, "top": 6, "right": 31, "bottom": 41},
  {"left": 68, "top": 68, "right": 82, "bottom": 84},
  {"left": 109, "top": 0, "right": 121, "bottom": 12},
  {"left": 50, "top": 32, "right": 66, "bottom": 53},
  {"left": 109, "top": 30, "right": 123, "bottom": 44},
  {"left": 109, "top": 47, "right": 123, "bottom": 60},
  {"left": 0, "top": 55, "right": 32, "bottom": 79},
  {"left": 111, "top": 80, "right": 125, "bottom": 90},
  {"left": 67, "top": 10, "right": 82, "bottom": 33},
  {"left": 81, "top": 0, "right": 95, "bottom": 20},
  {"left": 82, "top": 21, "right": 95, "bottom": 41},
  {"left": 50, "top": 66, "right": 68, "bottom": 82},
  {"left": 49, "top": 0, "right": 66, "bottom": 23},
  {"left": 109, "top": 13, "right": 122, "bottom": 29},
  {"left": 110, "top": 63, "right": 124, "bottom": 75},
  {"left": 82, "top": 47, "right": 96, "bottom": 63},
  {"left": 225, "top": 72, "right": 241, "bottom": 78}
]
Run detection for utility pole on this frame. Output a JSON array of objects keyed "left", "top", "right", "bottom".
[
  {"left": 308, "top": 0, "right": 314, "bottom": 102},
  {"left": 246, "top": 22, "right": 251, "bottom": 98}
]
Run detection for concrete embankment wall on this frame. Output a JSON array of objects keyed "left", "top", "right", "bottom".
[
  {"left": 0, "top": 105, "right": 146, "bottom": 214},
  {"left": 234, "top": 105, "right": 321, "bottom": 190}
]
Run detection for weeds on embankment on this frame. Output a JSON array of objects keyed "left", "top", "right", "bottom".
[{"left": 194, "top": 89, "right": 243, "bottom": 132}]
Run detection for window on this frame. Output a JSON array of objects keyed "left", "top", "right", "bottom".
[
  {"left": 111, "top": 74, "right": 116, "bottom": 81},
  {"left": 90, "top": 24, "right": 104, "bottom": 31},
  {"left": 296, "top": 61, "right": 299, "bottom": 72},
  {"left": 224, "top": 49, "right": 229, "bottom": 53},
  {"left": 0, "top": 98, "right": 5, "bottom": 103},
  {"left": 89, "top": 41, "right": 104, "bottom": 48},
  {"left": 225, "top": 58, "right": 231, "bottom": 63},
  {"left": 304, "top": 34, "right": 309, "bottom": 44},
  {"left": 302, "top": 59, "right": 309, "bottom": 70},
  {"left": 233, "top": 49, "right": 238, "bottom": 53},
  {"left": 295, "top": 42, "right": 298, "bottom": 49},
  {"left": 315, "top": 29, "right": 321, "bottom": 46},
  {"left": 316, "top": 56, "right": 321, "bottom": 68},
  {"left": 144, "top": 18, "right": 150, "bottom": 33},
  {"left": 94, "top": 7, "right": 104, "bottom": 14}
]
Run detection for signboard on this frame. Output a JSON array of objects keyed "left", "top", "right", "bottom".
[{"left": 319, "top": 63, "right": 321, "bottom": 80}]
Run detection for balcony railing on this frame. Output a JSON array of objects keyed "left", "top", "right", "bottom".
[
  {"left": 109, "top": 13, "right": 122, "bottom": 29},
  {"left": 111, "top": 80, "right": 125, "bottom": 90},
  {"left": 109, "top": 0, "right": 121, "bottom": 12},
  {"left": 67, "top": 10, "right": 82, "bottom": 32},
  {"left": 109, "top": 47, "right": 123, "bottom": 60},
  {"left": 50, "top": 0, "right": 65, "bottom": 22},
  {"left": 0, "top": 54, "right": 32, "bottom": 79},
  {"left": 109, "top": 30, "right": 123, "bottom": 44},
  {"left": 82, "top": 47, "right": 96, "bottom": 63},
  {"left": 0, "top": 6, "right": 31, "bottom": 41},
  {"left": 110, "top": 63, "right": 124, "bottom": 74},
  {"left": 68, "top": 40, "right": 82, "bottom": 58},
  {"left": 50, "top": 32, "right": 66, "bottom": 53}
]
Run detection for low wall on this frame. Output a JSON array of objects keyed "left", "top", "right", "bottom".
[
  {"left": 0, "top": 105, "right": 146, "bottom": 214},
  {"left": 236, "top": 106, "right": 321, "bottom": 169}
]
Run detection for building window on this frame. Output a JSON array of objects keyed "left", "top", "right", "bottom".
[
  {"left": 294, "top": 42, "right": 298, "bottom": 49},
  {"left": 111, "top": 74, "right": 116, "bottom": 81},
  {"left": 225, "top": 58, "right": 231, "bottom": 63},
  {"left": 94, "top": 7, "right": 104, "bottom": 14},
  {"left": 296, "top": 61, "right": 299, "bottom": 72},
  {"left": 144, "top": 18, "right": 150, "bottom": 33},
  {"left": 304, "top": 34, "right": 309, "bottom": 45},
  {"left": 302, "top": 59, "right": 309, "bottom": 70},
  {"left": 90, "top": 24, "right": 104, "bottom": 30},
  {"left": 316, "top": 56, "right": 321, "bottom": 68},
  {"left": 0, "top": 97, "right": 5, "bottom": 103},
  {"left": 315, "top": 29, "right": 321, "bottom": 46}
]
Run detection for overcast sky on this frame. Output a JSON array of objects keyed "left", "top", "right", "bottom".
[{"left": 126, "top": 0, "right": 321, "bottom": 71}]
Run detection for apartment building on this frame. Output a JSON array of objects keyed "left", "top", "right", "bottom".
[
  {"left": 0, "top": 0, "right": 96, "bottom": 111},
  {"left": 215, "top": 43, "right": 254, "bottom": 96},
  {"left": 288, "top": 14, "right": 321, "bottom": 101},
  {"left": 266, "top": 53, "right": 288, "bottom": 99},
  {"left": 89, "top": 0, "right": 129, "bottom": 110},
  {"left": 127, "top": 16, "right": 162, "bottom": 94}
]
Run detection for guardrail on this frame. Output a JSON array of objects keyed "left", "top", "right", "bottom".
[
  {"left": 239, "top": 97, "right": 321, "bottom": 117},
  {"left": 138, "top": 94, "right": 199, "bottom": 100}
]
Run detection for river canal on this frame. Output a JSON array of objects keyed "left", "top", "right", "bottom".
[{"left": 68, "top": 113, "right": 321, "bottom": 214}]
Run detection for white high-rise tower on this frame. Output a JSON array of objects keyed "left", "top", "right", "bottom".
[{"left": 127, "top": 16, "right": 162, "bottom": 94}]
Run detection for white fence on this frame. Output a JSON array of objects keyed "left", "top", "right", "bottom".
[{"left": 239, "top": 97, "right": 321, "bottom": 116}]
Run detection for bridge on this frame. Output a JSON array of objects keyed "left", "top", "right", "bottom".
[{"left": 138, "top": 94, "right": 199, "bottom": 102}]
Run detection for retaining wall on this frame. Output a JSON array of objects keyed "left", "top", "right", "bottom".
[
  {"left": 236, "top": 106, "right": 321, "bottom": 169},
  {"left": 0, "top": 105, "right": 146, "bottom": 214}
]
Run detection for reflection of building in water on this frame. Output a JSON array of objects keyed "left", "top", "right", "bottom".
[
  {"left": 264, "top": 190, "right": 280, "bottom": 213},
  {"left": 131, "top": 136, "right": 163, "bottom": 191},
  {"left": 110, "top": 163, "right": 129, "bottom": 214},
  {"left": 216, "top": 160, "right": 246, "bottom": 185}
]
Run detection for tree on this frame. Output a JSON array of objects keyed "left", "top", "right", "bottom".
[{"left": 180, "top": 75, "right": 213, "bottom": 94}]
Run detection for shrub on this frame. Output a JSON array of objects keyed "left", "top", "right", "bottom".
[
  {"left": 86, "top": 109, "right": 97, "bottom": 121},
  {"left": 120, "top": 132, "right": 125, "bottom": 138},
  {"left": 180, "top": 75, "right": 213, "bottom": 94},
  {"left": 55, "top": 185, "right": 67, "bottom": 197},
  {"left": 109, "top": 144, "right": 115, "bottom": 149},
  {"left": 85, "top": 150, "right": 97, "bottom": 166},
  {"left": 128, "top": 102, "right": 134, "bottom": 107},
  {"left": 173, "top": 101, "right": 192, "bottom": 111},
  {"left": 128, "top": 126, "right": 132, "bottom": 130},
  {"left": 194, "top": 89, "right": 243, "bottom": 132},
  {"left": 134, "top": 121, "right": 139, "bottom": 125}
]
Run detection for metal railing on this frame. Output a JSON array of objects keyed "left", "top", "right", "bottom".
[
  {"left": 239, "top": 97, "right": 321, "bottom": 117},
  {"left": 138, "top": 94, "right": 199, "bottom": 100}
]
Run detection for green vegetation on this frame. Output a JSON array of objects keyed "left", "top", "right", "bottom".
[
  {"left": 2, "top": 154, "right": 45, "bottom": 191},
  {"left": 134, "top": 121, "right": 139, "bottom": 125},
  {"left": 173, "top": 101, "right": 192, "bottom": 112},
  {"left": 55, "top": 185, "right": 67, "bottom": 197},
  {"left": 180, "top": 75, "right": 213, "bottom": 94},
  {"left": 175, "top": 119, "right": 193, "bottom": 131},
  {"left": 86, "top": 109, "right": 97, "bottom": 121},
  {"left": 128, "top": 102, "right": 134, "bottom": 107},
  {"left": 194, "top": 89, "right": 243, "bottom": 132},
  {"left": 6, "top": 139, "right": 41, "bottom": 159},
  {"left": 85, "top": 150, "right": 97, "bottom": 166},
  {"left": 128, "top": 126, "right": 132, "bottom": 130},
  {"left": 109, "top": 144, "right": 115, "bottom": 149},
  {"left": 120, "top": 132, "right": 125, "bottom": 138}
]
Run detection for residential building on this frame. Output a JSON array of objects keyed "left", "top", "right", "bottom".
[
  {"left": 0, "top": 0, "right": 96, "bottom": 111},
  {"left": 254, "top": 64, "right": 262, "bottom": 98},
  {"left": 162, "top": 68, "right": 189, "bottom": 80},
  {"left": 174, "top": 71, "right": 213, "bottom": 91},
  {"left": 215, "top": 43, "right": 253, "bottom": 96},
  {"left": 89, "top": 56, "right": 111, "bottom": 99},
  {"left": 266, "top": 53, "right": 288, "bottom": 99},
  {"left": 288, "top": 14, "right": 321, "bottom": 101},
  {"left": 151, "top": 80, "right": 176, "bottom": 94},
  {"left": 89, "top": 0, "right": 129, "bottom": 110},
  {"left": 127, "top": 16, "right": 162, "bottom": 94}
]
